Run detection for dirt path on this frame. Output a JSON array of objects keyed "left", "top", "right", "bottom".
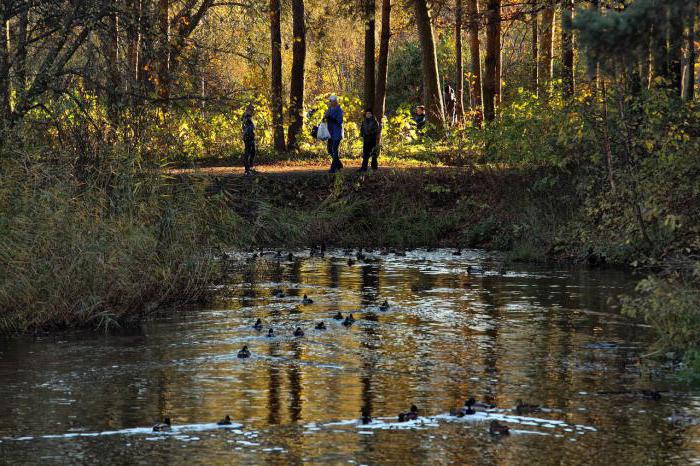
[{"left": 168, "top": 161, "right": 468, "bottom": 177}]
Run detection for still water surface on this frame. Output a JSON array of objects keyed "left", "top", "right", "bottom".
[{"left": 0, "top": 249, "right": 698, "bottom": 465}]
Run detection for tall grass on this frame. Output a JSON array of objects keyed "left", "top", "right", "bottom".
[{"left": 0, "top": 146, "right": 242, "bottom": 333}]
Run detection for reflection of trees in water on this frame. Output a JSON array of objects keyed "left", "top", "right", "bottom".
[
  {"left": 288, "top": 341, "right": 303, "bottom": 423},
  {"left": 360, "top": 264, "right": 379, "bottom": 307},
  {"left": 267, "top": 343, "right": 282, "bottom": 425}
]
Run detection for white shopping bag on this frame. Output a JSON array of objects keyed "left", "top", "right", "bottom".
[{"left": 317, "top": 122, "right": 331, "bottom": 140}]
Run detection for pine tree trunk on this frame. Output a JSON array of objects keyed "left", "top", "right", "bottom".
[
  {"left": 538, "top": 4, "right": 554, "bottom": 97},
  {"left": 561, "top": 0, "right": 575, "bottom": 98},
  {"left": 669, "top": 1, "right": 685, "bottom": 96},
  {"left": 455, "top": 0, "right": 465, "bottom": 122},
  {"left": 157, "top": 0, "right": 170, "bottom": 108},
  {"left": 683, "top": 2, "right": 696, "bottom": 101},
  {"left": 364, "top": 0, "right": 376, "bottom": 111},
  {"left": 466, "top": 0, "right": 482, "bottom": 121},
  {"left": 531, "top": 2, "right": 538, "bottom": 95},
  {"left": 484, "top": 0, "right": 501, "bottom": 122},
  {"left": 374, "top": 0, "right": 391, "bottom": 135},
  {"left": 414, "top": 0, "right": 444, "bottom": 125},
  {"left": 270, "top": 0, "right": 286, "bottom": 152},
  {"left": 287, "top": 0, "right": 306, "bottom": 150}
]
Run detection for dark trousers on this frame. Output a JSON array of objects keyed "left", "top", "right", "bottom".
[
  {"left": 327, "top": 138, "right": 342, "bottom": 171},
  {"left": 362, "top": 137, "right": 378, "bottom": 169},
  {"left": 243, "top": 139, "right": 255, "bottom": 171}
]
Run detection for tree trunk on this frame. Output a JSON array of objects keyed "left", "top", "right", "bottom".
[
  {"left": 126, "top": 0, "right": 141, "bottom": 96},
  {"left": 683, "top": 1, "right": 696, "bottom": 101},
  {"left": 531, "top": 2, "right": 538, "bottom": 95},
  {"left": 374, "top": 0, "right": 391, "bottom": 134},
  {"left": 561, "top": 0, "right": 574, "bottom": 98},
  {"left": 466, "top": 0, "right": 482, "bottom": 122},
  {"left": 14, "top": 6, "right": 28, "bottom": 108},
  {"left": 538, "top": 4, "right": 554, "bottom": 97},
  {"left": 157, "top": 0, "right": 170, "bottom": 108},
  {"left": 414, "top": 0, "right": 444, "bottom": 125},
  {"left": 455, "top": 0, "right": 465, "bottom": 122},
  {"left": 0, "top": 7, "right": 10, "bottom": 123},
  {"left": 669, "top": 1, "right": 685, "bottom": 96},
  {"left": 586, "top": 0, "right": 599, "bottom": 88},
  {"left": 270, "top": 0, "right": 286, "bottom": 152},
  {"left": 364, "top": 0, "right": 376, "bottom": 111},
  {"left": 104, "top": 11, "right": 121, "bottom": 113},
  {"left": 484, "top": 0, "right": 500, "bottom": 122},
  {"left": 287, "top": 0, "right": 306, "bottom": 150}
]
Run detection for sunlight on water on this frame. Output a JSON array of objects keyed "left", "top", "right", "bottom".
[{"left": 0, "top": 249, "right": 698, "bottom": 465}]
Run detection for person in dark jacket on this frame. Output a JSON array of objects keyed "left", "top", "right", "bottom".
[
  {"left": 323, "top": 94, "right": 344, "bottom": 173},
  {"left": 413, "top": 105, "right": 426, "bottom": 131},
  {"left": 241, "top": 104, "right": 256, "bottom": 175},
  {"left": 359, "top": 109, "right": 380, "bottom": 172}
]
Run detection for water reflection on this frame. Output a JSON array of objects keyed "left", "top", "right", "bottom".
[{"left": 0, "top": 249, "right": 698, "bottom": 465}]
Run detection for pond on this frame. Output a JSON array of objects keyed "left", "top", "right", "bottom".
[{"left": 0, "top": 249, "right": 697, "bottom": 465}]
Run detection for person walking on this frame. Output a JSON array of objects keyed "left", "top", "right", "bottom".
[
  {"left": 444, "top": 84, "right": 457, "bottom": 126},
  {"left": 323, "top": 95, "right": 344, "bottom": 173},
  {"left": 241, "top": 104, "right": 256, "bottom": 175},
  {"left": 359, "top": 109, "right": 380, "bottom": 172}
]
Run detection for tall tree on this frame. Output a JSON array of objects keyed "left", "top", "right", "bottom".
[
  {"left": 669, "top": 1, "right": 685, "bottom": 95},
  {"left": 364, "top": 0, "right": 376, "bottom": 111},
  {"left": 531, "top": 1, "right": 539, "bottom": 95},
  {"left": 0, "top": 4, "right": 8, "bottom": 123},
  {"left": 374, "top": 0, "right": 391, "bottom": 132},
  {"left": 683, "top": 1, "right": 696, "bottom": 101},
  {"left": 270, "top": 0, "right": 286, "bottom": 152},
  {"left": 414, "top": 0, "right": 444, "bottom": 124},
  {"left": 538, "top": 2, "right": 554, "bottom": 96},
  {"left": 455, "top": 0, "right": 465, "bottom": 122},
  {"left": 287, "top": 0, "right": 306, "bottom": 150},
  {"left": 466, "top": 0, "right": 482, "bottom": 120},
  {"left": 585, "top": 0, "right": 599, "bottom": 87},
  {"left": 157, "top": 0, "right": 170, "bottom": 106},
  {"left": 561, "top": 0, "right": 575, "bottom": 98},
  {"left": 484, "top": 0, "right": 501, "bottom": 122}
]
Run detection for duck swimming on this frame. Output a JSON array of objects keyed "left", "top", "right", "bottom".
[
  {"left": 398, "top": 405, "right": 419, "bottom": 422},
  {"left": 342, "top": 314, "right": 355, "bottom": 326},
  {"left": 333, "top": 312, "right": 344, "bottom": 320},
  {"left": 294, "top": 327, "right": 305, "bottom": 337},
  {"left": 253, "top": 318, "right": 263, "bottom": 330},
  {"left": 315, "top": 321, "right": 327, "bottom": 330},
  {"left": 267, "top": 328, "right": 275, "bottom": 338},
  {"left": 302, "top": 294, "right": 314, "bottom": 304},
  {"left": 272, "top": 289, "right": 285, "bottom": 298},
  {"left": 237, "top": 345, "right": 251, "bottom": 358},
  {"left": 467, "top": 265, "right": 485, "bottom": 275},
  {"left": 379, "top": 300, "right": 390, "bottom": 311},
  {"left": 452, "top": 248, "right": 462, "bottom": 256},
  {"left": 489, "top": 420, "right": 510, "bottom": 435},
  {"left": 153, "top": 417, "right": 172, "bottom": 432},
  {"left": 450, "top": 399, "right": 476, "bottom": 417},
  {"left": 514, "top": 399, "right": 540, "bottom": 415},
  {"left": 217, "top": 415, "right": 232, "bottom": 426},
  {"left": 347, "top": 258, "right": 355, "bottom": 266},
  {"left": 361, "top": 407, "right": 372, "bottom": 425}
]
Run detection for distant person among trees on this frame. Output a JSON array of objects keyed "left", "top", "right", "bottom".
[
  {"left": 444, "top": 84, "right": 456, "bottom": 126},
  {"left": 324, "top": 95, "right": 344, "bottom": 173},
  {"left": 359, "top": 109, "right": 380, "bottom": 172},
  {"left": 241, "top": 104, "right": 256, "bottom": 175},
  {"left": 413, "top": 105, "right": 426, "bottom": 131}
]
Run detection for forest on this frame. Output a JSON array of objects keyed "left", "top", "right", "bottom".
[{"left": 0, "top": 0, "right": 698, "bottom": 381}]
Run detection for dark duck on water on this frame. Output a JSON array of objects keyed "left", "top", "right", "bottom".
[
  {"left": 398, "top": 404, "right": 419, "bottom": 422},
  {"left": 153, "top": 417, "right": 172, "bottom": 432}
]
